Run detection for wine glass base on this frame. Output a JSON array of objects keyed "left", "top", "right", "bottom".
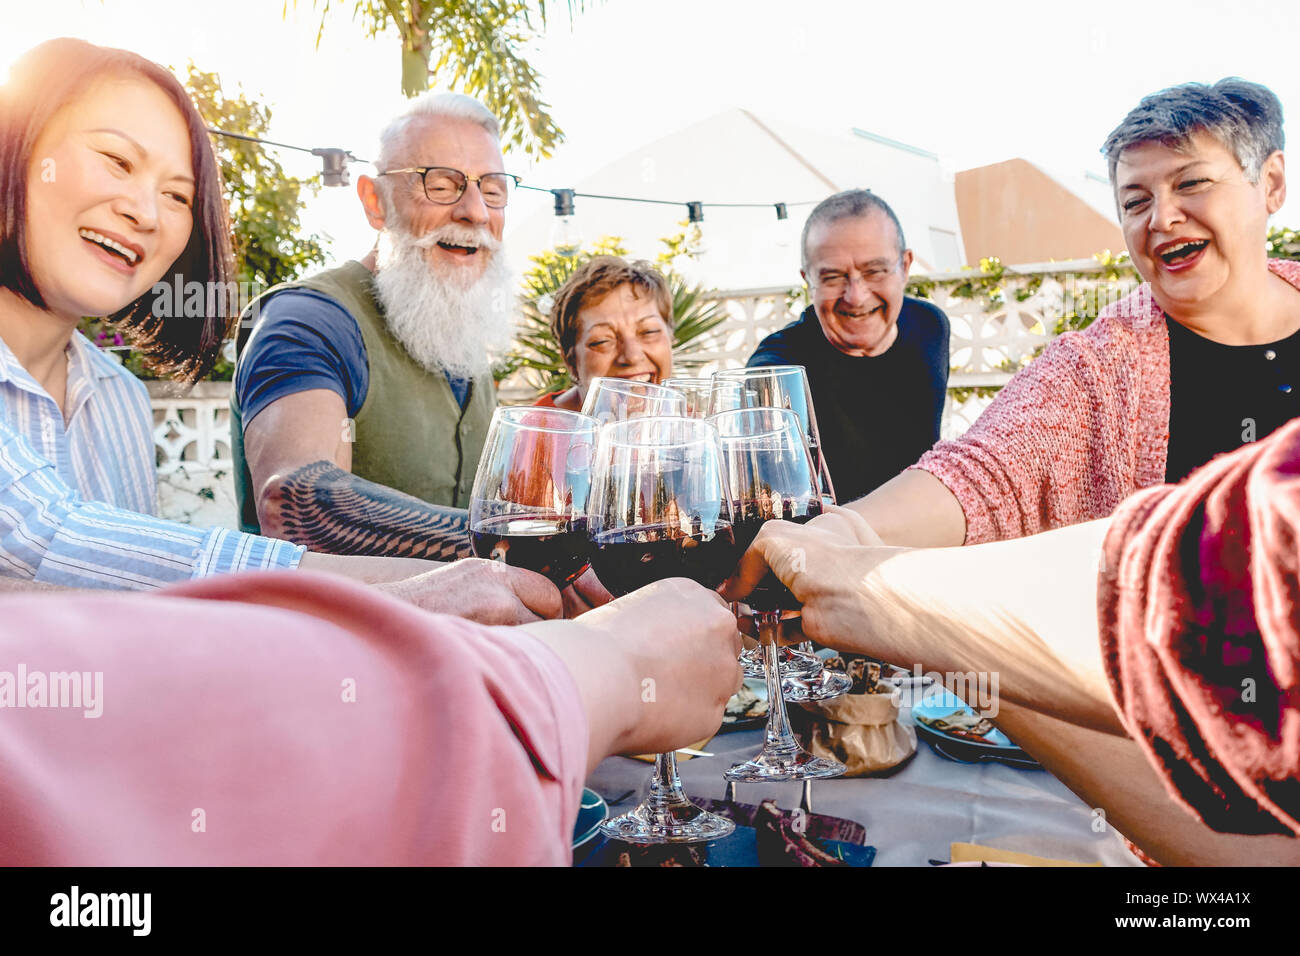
[
  {"left": 782, "top": 669, "right": 853, "bottom": 702},
  {"left": 724, "top": 749, "right": 846, "bottom": 782},
  {"left": 597, "top": 800, "right": 736, "bottom": 845},
  {"left": 741, "top": 647, "right": 822, "bottom": 680}
]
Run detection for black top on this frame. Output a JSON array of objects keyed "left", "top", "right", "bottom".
[
  {"left": 1165, "top": 317, "right": 1300, "bottom": 483},
  {"left": 747, "top": 299, "right": 950, "bottom": 502}
]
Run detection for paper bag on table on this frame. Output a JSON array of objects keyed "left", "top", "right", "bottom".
[{"left": 795, "top": 685, "right": 916, "bottom": 776}]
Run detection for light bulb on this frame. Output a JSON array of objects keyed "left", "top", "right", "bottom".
[{"left": 550, "top": 215, "right": 583, "bottom": 256}]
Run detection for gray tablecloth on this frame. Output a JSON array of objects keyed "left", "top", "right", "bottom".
[{"left": 586, "top": 699, "right": 1143, "bottom": 867}]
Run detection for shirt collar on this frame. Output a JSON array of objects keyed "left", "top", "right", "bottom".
[
  {"left": 68, "top": 329, "right": 126, "bottom": 381},
  {"left": 0, "top": 334, "right": 21, "bottom": 385}
]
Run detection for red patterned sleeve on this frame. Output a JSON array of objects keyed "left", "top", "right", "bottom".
[{"left": 1097, "top": 419, "right": 1300, "bottom": 836}]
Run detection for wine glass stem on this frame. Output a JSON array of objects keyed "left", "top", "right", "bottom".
[
  {"left": 648, "top": 751, "right": 688, "bottom": 811},
  {"left": 758, "top": 612, "right": 801, "bottom": 758}
]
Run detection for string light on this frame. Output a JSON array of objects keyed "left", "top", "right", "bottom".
[{"left": 206, "top": 127, "right": 821, "bottom": 221}]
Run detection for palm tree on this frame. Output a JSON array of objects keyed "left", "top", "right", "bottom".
[{"left": 287, "top": 0, "right": 587, "bottom": 159}]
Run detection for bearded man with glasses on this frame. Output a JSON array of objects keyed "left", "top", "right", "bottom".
[
  {"left": 747, "top": 189, "right": 951, "bottom": 502},
  {"left": 226, "top": 94, "right": 575, "bottom": 619}
]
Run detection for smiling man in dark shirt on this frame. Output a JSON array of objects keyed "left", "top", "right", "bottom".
[{"left": 748, "top": 189, "right": 950, "bottom": 502}]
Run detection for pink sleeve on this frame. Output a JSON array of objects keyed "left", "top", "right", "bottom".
[
  {"left": 0, "top": 572, "right": 588, "bottom": 865},
  {"left": 1097, "top": 420, "right": 1300, "bottom": 836},
  {"left": 912, "top": 318, "right": 1142, "bottom": 544}
]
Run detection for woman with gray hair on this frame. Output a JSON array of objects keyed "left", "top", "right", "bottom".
[{"left": 832, "top": 78, "right": 1300, "bottom": 549}]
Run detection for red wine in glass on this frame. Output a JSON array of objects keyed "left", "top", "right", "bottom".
[
  {"left": 589, "top": 521, "right": 737, "bottom": 597},
  {"left": 730, "top": 499, "right": 823, "bottom": 612},
  {"left": 469, "top": 513, "right": 591, "bottom": 587}
]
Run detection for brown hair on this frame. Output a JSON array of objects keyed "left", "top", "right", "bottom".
[
  {"left": 549, "top": 256, "right": 673, "bottom": 363},
  {"left": 0, "top": 38, "right": 235, "bottom": 384}
]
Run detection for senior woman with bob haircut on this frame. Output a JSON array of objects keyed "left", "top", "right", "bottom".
[
  {"left": 835, "top": 78, "right": 1300, "bottom": 548},
  {"left": 535, "top": 256, "right": 675, "bottom": 410}
]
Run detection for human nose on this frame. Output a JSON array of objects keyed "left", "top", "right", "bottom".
[
  {"left": 616, "top": 332, "right": 645, "bottom": 365},
  {"left": 112, "top": 179, "right": 159, "bottom": 232},
  {"left": 842, "top": 272, "right": 871, "bottom": 307},
  {"left": 1148, "top": 189, "right": 1185, "bottom": 234},
  {"left": 451, "top": 179, "right": 491, "bottom": 226}
]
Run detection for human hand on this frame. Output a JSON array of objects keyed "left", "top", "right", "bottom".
[
  {"left": 559, "top": 578, "right": 744, "bottom": 757},
  {"left": 560, "top": 566, "right": 615, "bottom": 618},
  {"left": 376, "top": 558, "right": 563, "bottom": 625},
  {"left": 721, "top": 516, "right": 907, "bottom": 659}
]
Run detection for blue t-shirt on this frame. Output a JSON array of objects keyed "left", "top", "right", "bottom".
[{"left": 235, "top": 289, "right": 471, "bottom": 427}]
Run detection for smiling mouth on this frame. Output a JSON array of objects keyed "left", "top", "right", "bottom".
[
  {"left": 1158, "top": 240, "right": 1208, "bottom": 265},
  {"left": 79, "top": 229, "right": 141, "bottom": 266},
  {"left": 436, "top": 240, "right": 479, "bottom": 257},
  {"left": 838, "top": 303, "right": 885, "bottom": 320}
]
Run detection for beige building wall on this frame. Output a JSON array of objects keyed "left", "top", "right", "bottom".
[{"left": 956, "top": 159, "right": 1124, "bottom": 265}]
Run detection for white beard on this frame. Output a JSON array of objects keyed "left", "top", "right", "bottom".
[{"left": 373, "top": 223, "right": 516, "bottom": 379}]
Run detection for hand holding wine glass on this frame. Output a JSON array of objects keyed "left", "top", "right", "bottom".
[
  {"left": 713, "top": 406, "right": 846, "bottom": 781},
  {"left": 587, "top": 415, "right": 740, "bottom": 843}
]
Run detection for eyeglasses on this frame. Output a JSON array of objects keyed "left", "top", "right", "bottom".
[
  {"left": 378, "top": 166, "right": 520, "bottom": 208},
  {"left": 815, "top": 261, "right": 901, "bottom": 293}
]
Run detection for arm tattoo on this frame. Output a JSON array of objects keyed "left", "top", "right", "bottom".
[{"left": 268, "top": 460, "right": 472, "bottom": 560}]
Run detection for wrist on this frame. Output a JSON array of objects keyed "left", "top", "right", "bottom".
[{"left": 519, "top": 617, "right": 641, "bottom": 766}]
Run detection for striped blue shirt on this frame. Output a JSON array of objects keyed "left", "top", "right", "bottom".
[{"left": 0, "top": 331, "right": 304, "bottom": 589}]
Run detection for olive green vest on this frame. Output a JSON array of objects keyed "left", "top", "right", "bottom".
[{"left": 230, "top": 260, "right": 496, "bottom": 534}]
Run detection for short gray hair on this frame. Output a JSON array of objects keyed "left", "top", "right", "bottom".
[
  {"left": 375, "top": 91, "right": 501, "bottom": 172},
  {"left": 800, "top": 189, "right": 906, "bottom": 274},
  {"left": 1101, "top": 78, "right": 1284, "bottom": 184}
]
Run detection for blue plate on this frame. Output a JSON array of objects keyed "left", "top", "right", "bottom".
[
  {"left": 912, "top": 690, "right": 1034, "bottom": 761},
  {"left": 572, "top": 788, "right": 608, "bottom": 849}
]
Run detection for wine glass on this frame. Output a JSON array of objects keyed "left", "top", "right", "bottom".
[
  {"left": 468, "top": 406, "right": 597, "bottom": 587},
  {"left": 713, "top": 365, "right": 836, "bottom": 503},
  {"left": 713, "top": 407, "right": 846, "bottom": 781},
  {"left": 580, "top": 378, "right": 687, "bottom": 425},
  {"left": 661, "top": 377, "right": 714, "bottom": 418},
  {"left": 705, "top": 377, "right": 748, "bottom": 417},
  {"left": 713, "top": 366, "right": 849, "bottom": 699},
  {"left": 587, "top": 416, "right": 738, "bottom": 844}
]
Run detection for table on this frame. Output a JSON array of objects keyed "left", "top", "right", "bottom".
[{"left": 585, "top": 692, "right": 1144, "bottom": 867}]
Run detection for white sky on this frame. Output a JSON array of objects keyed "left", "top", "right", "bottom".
[{"left": 3, "top": 0, "right": 1299, "bottom": 268}]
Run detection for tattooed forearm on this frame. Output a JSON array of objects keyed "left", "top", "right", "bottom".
[{"left": 262, "top": 460, "right": 472, "bottom": 560}]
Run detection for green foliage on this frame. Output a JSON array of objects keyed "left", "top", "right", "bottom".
[
  {"left": 185, "top": 64, "right": 328, "bottom": 291},
  {"left": 1267, "top": 225, "right": 1300, "bottom": 261},
  {"left": 498, "top": 226, "right": 727, "bottom": 397},
  {"left": 81, "top": 65, "right": 329, "bottom": 380},
  {"left": 291, "top": 0, "right": 588, "bottom": 160}
]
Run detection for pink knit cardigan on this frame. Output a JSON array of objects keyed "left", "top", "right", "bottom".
[{"left": 914, "top": 259, "right": 1300, "bottom": 545}]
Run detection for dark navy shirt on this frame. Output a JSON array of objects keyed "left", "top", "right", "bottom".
[
  {"left": 1164, "top": 316, "right": 1300, "bottom": 483},
  {"left": 235, "top": 289, "right": 471, "bottom": 427},
  {"left": 748, "top": 299, "right": 950, "bottom": 502}
]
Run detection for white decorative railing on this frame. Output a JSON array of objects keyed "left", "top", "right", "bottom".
[
  {"left": 147, "top": 381, "right": 240, "bottom": 529},
  {"left": 148, "top": 261, "right": 1138, "bottom": 523},
  {"left": 688, "top": 259, "right": 1137, "bottom": 438}
]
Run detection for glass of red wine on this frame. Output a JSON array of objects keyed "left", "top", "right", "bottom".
[
  {"left": 469, "top": 406, "right": 597, "bottom": 587},
  {"left": 580, "top": 378, "right": 687, "bottom": 426},
  {"left": 713, "top": 407, "right": 846, "bottom": 781},
  {"left": 713, "top": 366, "right": 850, "bottom": 698},
  {"left": 587, "top": 416, "right": 738, "bottom": 844}
]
